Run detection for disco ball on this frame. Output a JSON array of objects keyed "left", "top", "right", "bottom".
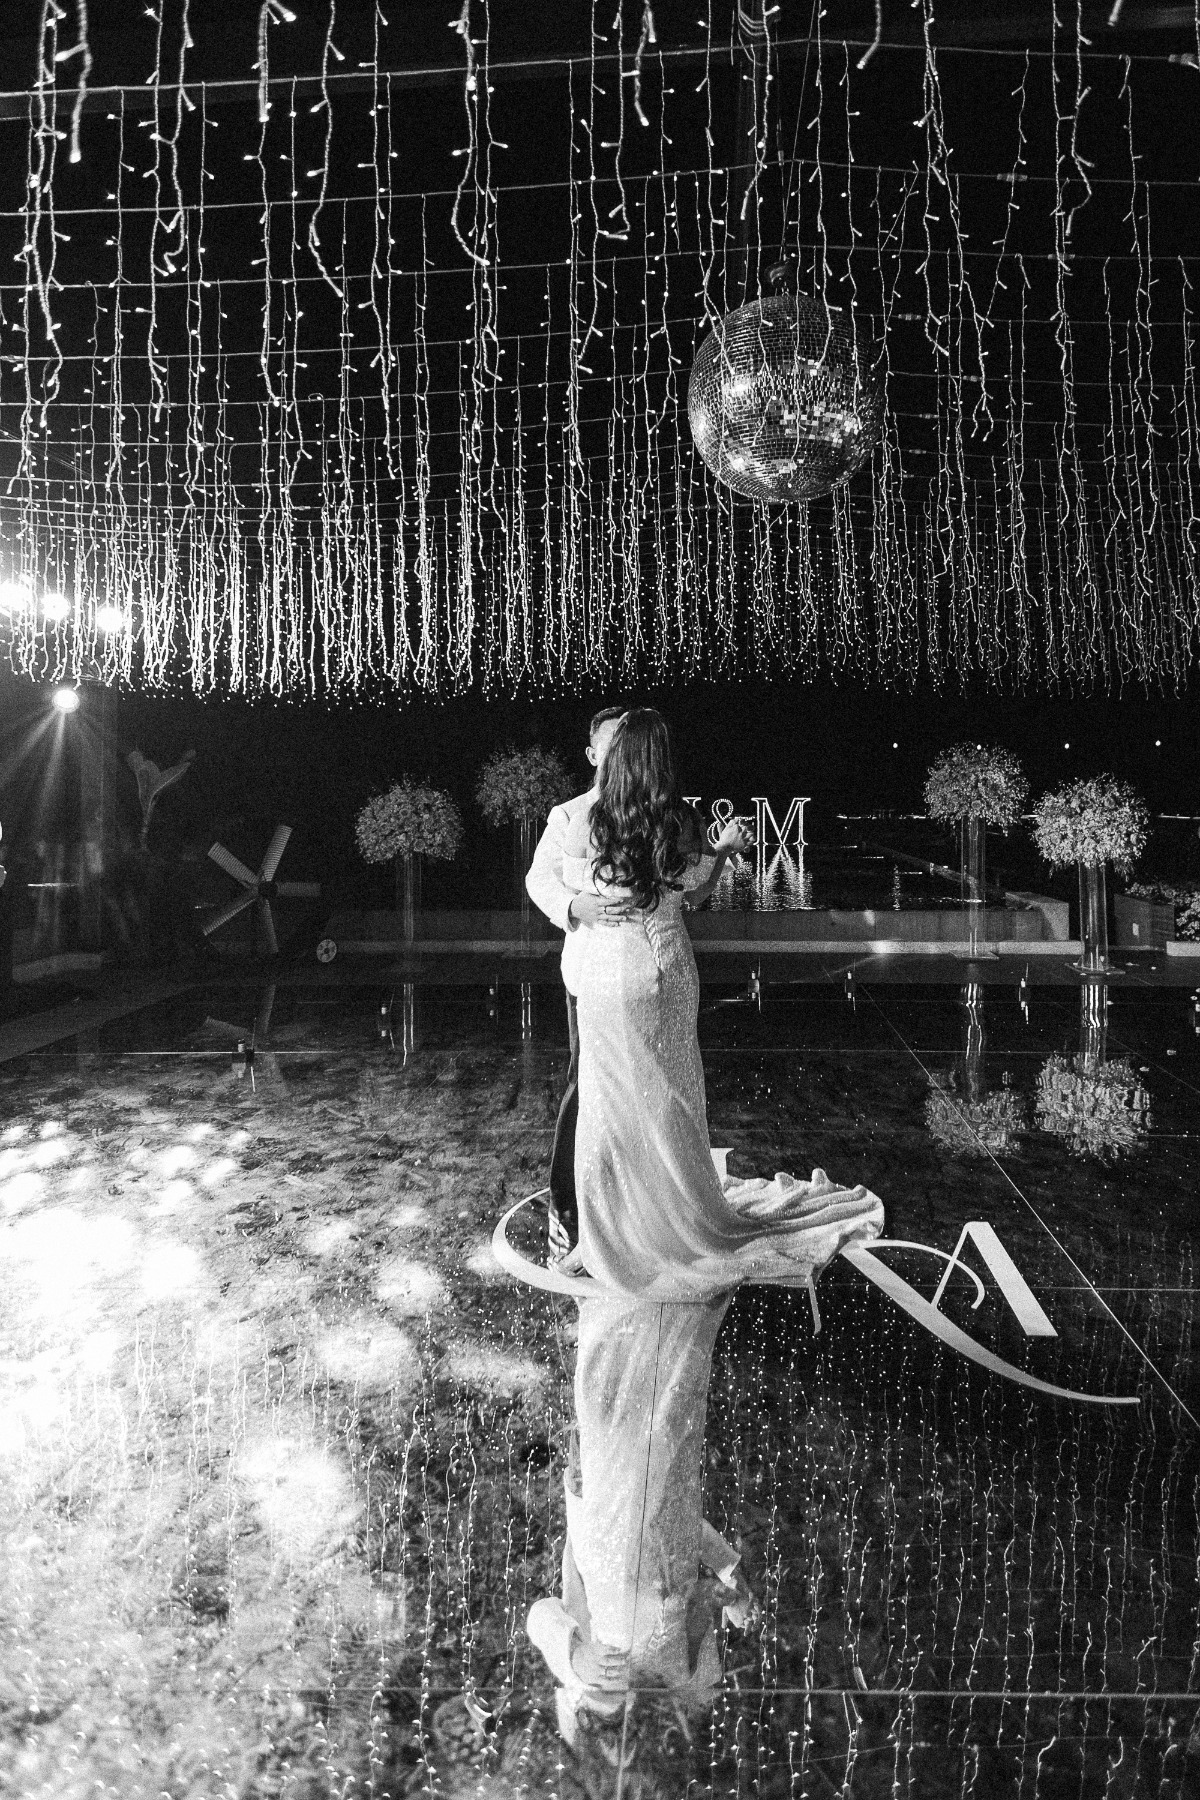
[{"left": 687, "top": 291, "right": 885, "bottom": 503}]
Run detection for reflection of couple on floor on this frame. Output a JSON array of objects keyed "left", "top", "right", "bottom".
[
  {"left": 526, "top": 1292, "right": 752, "bottom": 1749},
  {"left": 524, "top": 708, "right": 883, "bottom": 1742}
]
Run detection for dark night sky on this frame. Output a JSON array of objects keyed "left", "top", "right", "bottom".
[{"left": 3, "top": 666, "right": 1196, "bottom": 916}]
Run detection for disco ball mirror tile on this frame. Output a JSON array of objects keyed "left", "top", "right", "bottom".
[{"left": 687, "top": 293, "right": 885, "bottom": 503}]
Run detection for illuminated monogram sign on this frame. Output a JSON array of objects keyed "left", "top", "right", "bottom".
[
  {"left": 682, "top": 795, "right": 810, "bottom": 850},
  {"left": 492, "top": 1203, "right": 1139, "bottom": 1409},
  {"left": 842, "top": 1224, "right": 1137, "bottom": 1407}
]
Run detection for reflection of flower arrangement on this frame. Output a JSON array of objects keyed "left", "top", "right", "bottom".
[
  {"left": 354, "top": 779, "right": 463, "bottom": 863},
  {"left": 1128, "top": 881, "right": 1200, "bottom": 941},
  {"left": 475, "top": 747, "right": 573, "bottom": 826},
  {"left": 1035, "top": 1052, "right": 1151, "bottom": 1159},
  {"left": 923, "top": 744, "right": 1028, "bottom": 829},
  {"left": 924, "top": 1077, "right": 1027, "bottom": 1158},
  {"left": 1031, "top": 776, "right": 1149, "bottom": 874}
]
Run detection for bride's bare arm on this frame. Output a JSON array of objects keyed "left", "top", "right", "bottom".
[
  {"left": 681, "top": 813, "right": 753, "bottom": 911},
  {"left": 681, "top": 849, "right": 731, "bottom": 912}
]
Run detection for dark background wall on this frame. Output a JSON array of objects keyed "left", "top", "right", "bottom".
[{"left": 3, "top": 670, "right": 1196, "bottom": 918}]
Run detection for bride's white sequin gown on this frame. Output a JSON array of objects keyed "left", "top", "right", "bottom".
[{"left": 561, "top": 834, "right": 885, "bottom": 1299}]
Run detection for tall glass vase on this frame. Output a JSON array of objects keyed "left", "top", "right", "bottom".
[
  {"left": 959, "top": 815, "right": 987, "bottom": 958},
  {"left": 396, "top": 851, "right": 422, "bottom": 945},
  {"left": 1077, "top": 860, "right": 1109, "bottom": 975},
  {"left": 515, "top": 816, "right": 535, "bottom": 942}
]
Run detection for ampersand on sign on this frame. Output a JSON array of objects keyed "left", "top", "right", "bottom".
[{"left": 708, "top": 797, "right": 734, "bottom": 849}]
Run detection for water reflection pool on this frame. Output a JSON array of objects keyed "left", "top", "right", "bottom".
[
  {"left": 0, "top": 974, "right": 1197, "bottom": 1797},
  {"left": 705, "top": 843, "right": 969, "bottom": 910}
]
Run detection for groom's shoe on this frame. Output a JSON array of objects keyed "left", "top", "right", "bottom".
[{"left": 547, "top": 1191, "right": 578, "bottom": 1261}]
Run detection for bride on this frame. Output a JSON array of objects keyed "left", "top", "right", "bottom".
[{"left": 558, "top": 707, "right": 883, "bottom": 1299}]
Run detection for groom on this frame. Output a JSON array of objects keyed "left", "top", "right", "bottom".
[{"left": 525, "top": 705, "right": 636, "bottom": 1256}]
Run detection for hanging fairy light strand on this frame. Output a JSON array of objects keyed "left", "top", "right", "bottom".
[{"left": 56, "top": 0, "right": 92, "bottom": 166}]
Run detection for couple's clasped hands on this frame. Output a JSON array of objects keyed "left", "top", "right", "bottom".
[{"left": 713, "top": 817, "right": 755, "bottom": 857}]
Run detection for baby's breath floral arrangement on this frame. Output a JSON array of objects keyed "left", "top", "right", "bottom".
[
  {"left": 1126, "top": 880, "right": 1179, "bottom": 904},
  {"left": 923, "top": 744, "right": 1029, "bottom": 830},
  {"left": 1031, "top": 776, "right": 1149, "bottom": 874},
  {"left": 1128, "top": 881, "right": 1200, "bottom": 941},
  {"left": 924, "top": 1078, "right": 1026, "bottom": 1158},
  {"left": 475, "top": 746, "right": 573, "bottom": 827},
  {"left": 354, "top": 779, "right": 463, "bottom": 864},
  {"left": 1035, "top": 1052, "right": 1151, "bottom": 1160}
]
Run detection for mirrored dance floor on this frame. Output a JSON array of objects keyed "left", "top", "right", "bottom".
[{"left": 1, "top": 969, "right": 1198, "bottom": 1797}]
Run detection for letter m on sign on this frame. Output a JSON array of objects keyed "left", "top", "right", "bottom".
[{"left": 752, "top": 796, "right": 809, "bottom": 848}]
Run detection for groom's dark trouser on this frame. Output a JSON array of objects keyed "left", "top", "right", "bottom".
[{"left": 548, "top": 986, "right": 579, "bottom": 1254}]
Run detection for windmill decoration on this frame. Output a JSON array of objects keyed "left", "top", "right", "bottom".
[
  {"left": 687, "top": 281, "right": 885, "bottom": 504},
  {"left": 203, "top": 825, "right": 320, "bottom": 957}
]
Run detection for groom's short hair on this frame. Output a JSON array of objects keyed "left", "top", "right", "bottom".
[{"left": 588, "top": 704, "right": 626, "bottom": 741}]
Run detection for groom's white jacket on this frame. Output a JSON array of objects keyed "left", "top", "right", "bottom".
[{"left": 525, "top": 787, "right": 595, "bottom": 996}]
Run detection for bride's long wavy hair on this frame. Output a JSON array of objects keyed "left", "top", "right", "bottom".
[{"left": 591, "top": 708, "right": 699, "bottom": 910}]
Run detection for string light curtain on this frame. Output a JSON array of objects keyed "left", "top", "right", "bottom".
[{"left": 0, "top": 0, "right": 1198, "bottom": 699}]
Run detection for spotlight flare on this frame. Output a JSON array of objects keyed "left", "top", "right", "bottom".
[{"left": 0, "top": 578, "right": 33, "bottom": 615}]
